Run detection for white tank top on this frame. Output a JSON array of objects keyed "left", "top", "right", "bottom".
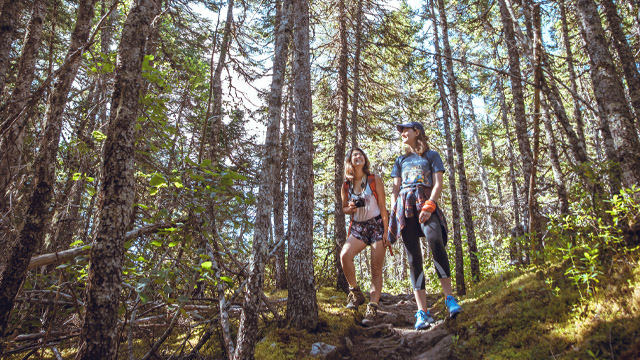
[{"left": 352, "top": 177, "right": 381, "bottom": 222}]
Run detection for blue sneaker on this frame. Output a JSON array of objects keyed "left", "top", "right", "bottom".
[
  {"left": 446, "top": 295, "right": 462, "bottom": 318},
  {"left": 414, "top": 310, "right": 434, "bottom": 330}
]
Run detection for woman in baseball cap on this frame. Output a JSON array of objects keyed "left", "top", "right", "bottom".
[{"left": 388, "top": 121, "right": 462, "bottom": 329}]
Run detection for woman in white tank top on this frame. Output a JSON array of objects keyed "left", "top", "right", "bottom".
[{"left": 339, "top": 148, "right": 389, "bottom": 326}]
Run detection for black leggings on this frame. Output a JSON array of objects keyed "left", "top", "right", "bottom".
[{"left": 401, "top": 213, "right": 451, "bottom": 290}]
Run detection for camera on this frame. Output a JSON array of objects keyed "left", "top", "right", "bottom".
[{"left": 351, "top": 195, "right": 366, "bottom": 208}]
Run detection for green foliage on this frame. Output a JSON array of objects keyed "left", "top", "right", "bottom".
[{"left": 544, "top": 186, "right": 640, "bottom": 311}]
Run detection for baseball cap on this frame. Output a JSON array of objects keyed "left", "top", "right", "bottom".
[{"left": 396, "top": 121, "right": 425, "bottom": 133}]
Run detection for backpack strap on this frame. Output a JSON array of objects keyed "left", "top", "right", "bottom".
[{"left": 368, "top": 174, "right": 378, "bottom": 203}]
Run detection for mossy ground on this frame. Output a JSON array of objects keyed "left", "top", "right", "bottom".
[
  {"left": 448, "top": 254, "right": 640, "bottom": 359},
  {"left": 254, "top": 287, "right": 355, "bottom": 360}
]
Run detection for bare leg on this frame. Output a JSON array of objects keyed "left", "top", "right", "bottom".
[
  {"left": 440, "top": 277, "right": 453, "bottom": 297},
  {"left": 369, "top": 240, "right": 386, "bottom": 303},
  {"left": 414, "top": 289, "right": 428, "bottom": 312},
  {"left": 340, "top": 236, "right": 367, "bottom": 288}
]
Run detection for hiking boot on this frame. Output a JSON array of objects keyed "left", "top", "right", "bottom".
[
  {"left": 445, "top": 295, "right": 462, "bottom": 318},
  {"left": 414, "top": 309, "right": 434, "bottom": 330},
  {"left": 346, "top": 287, "right": 365, "bottom": 309},
  {"left": 361, "top": 302, "right": 378, "bottom": 326}
]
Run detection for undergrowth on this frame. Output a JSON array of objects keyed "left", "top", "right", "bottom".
[{"left": 449, "top": 186, "right": 640, "bottom": 359}]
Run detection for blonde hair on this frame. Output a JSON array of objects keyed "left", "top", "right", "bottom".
[
  {"left": 404, "top": 128, "right": 430, "bottom": 155},
  {"left": 344, "top": 148, "right": 371, "bottom": 182}
]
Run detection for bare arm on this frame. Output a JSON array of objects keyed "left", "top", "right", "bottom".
[
  {"left": 419, "top": 171, "right": 444, "bottom": 223},
  {"left": 430, "top": 171, "right": 444, "bottom": 203},
  {"left": 341, "top": 183, "right": 356, "bottom": 215},
  {"left": 391, "top": 177, "right": 401, "bottom": 210}
]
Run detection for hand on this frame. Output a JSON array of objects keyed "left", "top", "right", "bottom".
[
  {"left": 347, "top": 202, "right": 357, "bottom": 214},
  {"left": 419, "top": 209, "right": 432, "bottom": 223},
  {"left": 382, "top": 232, "right": 389, "bottom": 248}
]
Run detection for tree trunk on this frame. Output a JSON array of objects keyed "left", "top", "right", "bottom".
[
  {"left": 0, "top": 0, "right": 48, "bottom": 212},
  {"left": 437, "top": 0, "right": 480, "bottom": 283},
  {"left": 274, "top": 116, "right": 288, "bottom": 290},
  {"left": 286, "top": 0, "right": 318, "bottom": 330},
  {"left": 575, "top": 0, "right": 640, "bottom": 188},
  {"left": 76, "top": 0, "right": 159, "bottom": 358},
  {"left": 601, "top": 0, "right": 640, "bottom": 124},
  {"left": 350, "top": 0, "right": 363, "bottom": 149},
  {"left": 208, "top": 0, "right": 234, "bottom": 164},
  {"left": 467, "top": 96, "right": 495, "bottom": 239},
  {"left": 497, "top": 79, "right": 523, "bottom": 264},
  {"left": 488, "top": 122, "right": 504, "bottom": 205},
  {"left": 539, "top": 49, "right": 589, "bottom": 165},
  {"left": 559, "top": 0, "right": 587, "bottom": 150},
  {"left": 0, "top": 0, "right": 21, "bottom": 98},
  {"left": 497, "top": 0, "right": 534, "bottom": 216},
  {"left": 333, "top": 0, "right": 349, "bottom": 294},
  {"left": 541, "top": 99, "right": 569, "bottom": 215},
  {"left": 528, "top": 3, "right": 542, "bottom": 262},
  {"left": 232, "top": 0, "right": 290, "bottom": 357},
  {"left": 430, "top": 0, "right": 465, "bottom": 295}
]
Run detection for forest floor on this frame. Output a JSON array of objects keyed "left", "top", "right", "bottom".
[
  {"left": 256, "top": 253, "right": 640, "bottom": 360},
  {"left": 5, "top": 255, "right": 639, "bottom": 359},
  {"left": 344, "top": 292, "right": 455, "bottom": 360}
]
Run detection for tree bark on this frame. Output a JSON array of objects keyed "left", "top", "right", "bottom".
[
  {"left": 0, "top": 0, "right": 21, "bottom": 98},
  {"left": 350, "top": 0, "right": 363, "bottom": 149},
  {"left": 528, "top": 3, "right": 542, "bottom": 262},
  {"left": 286, "top": 0, "right": 318, "bottom": 330},
  {"left": 333, "top": 0, "right": 349, "bottom": 293},
  {"left": 497, "top": 78, "right": 523, "bottom": 264},
  {"left": 541, "top": 99, "right": 569, "bottom": 215},
  {"left": 601, "top": 0, "right": 640, "bottom": 124},
  {"left": 0, "top": 0, "right": 48, "bottom": 212},
  {"left": 232, "top": 0, "right": 290, "bottom": 357},
  {"left": 431, "top": 3, "right": 465, "bottom": 293},
  {"left": 575, "top": 0, "right": 640, "bottom": 188},
  {"left": 76, "top": 0, "right": 159, "bottom": 358},
  {"left": 467, "top": 96, "right": 495, "bottom": 239},
  {"left": 0, "top": 0, "right": 48, "bottom": 344},
  {"left": 0, "top": 0, "right": 97, "bottom": 310},
  {"left": 497, "top": 0, "right": 534, "bottom": 215},
  {"left": 559, "top": 0, "right": 587, "bottom": 150},
  {"left": 208, "top": 0, "right": 235, "bottom": 164},
  {"left": 437, "top": 0, "right": 480, "bottom": 282}
]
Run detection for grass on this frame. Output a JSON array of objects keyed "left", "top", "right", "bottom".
[{"left": 448, "top": 253, "right": 640, "bottom": 359}]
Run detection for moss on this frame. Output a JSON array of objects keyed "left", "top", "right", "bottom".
[
  {"left": 451, "top": 255, "right": 640, "bottom": 360},
  {"left": 255, "top": 287, "right": 355, "bottom": 360}
]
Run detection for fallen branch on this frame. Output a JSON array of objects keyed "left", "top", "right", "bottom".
[{"left": 27, "top": 220, "right": 185, "bottom": 270}]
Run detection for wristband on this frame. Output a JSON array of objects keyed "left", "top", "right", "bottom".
[{"left": 421, "top": 200, "right": 436, "bottom": 213}]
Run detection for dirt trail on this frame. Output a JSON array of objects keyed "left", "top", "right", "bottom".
[{"left": 342, "top": 293, "right": 455, "bottom": 360}]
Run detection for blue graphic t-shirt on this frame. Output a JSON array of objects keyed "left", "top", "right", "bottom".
[{"left": 390, "top": 150, "right": 445, "bottom": 188}]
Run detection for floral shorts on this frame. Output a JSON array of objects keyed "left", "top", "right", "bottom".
[{"left": 350, "top": 215, "right": 383, "bottom": 246}]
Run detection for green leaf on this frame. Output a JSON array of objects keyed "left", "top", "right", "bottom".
[
  {"left": 189, "top": 174, "right": 205, "bottom": 182},
  {"left": 168, "top": 241, "right": 179, "bottom": 247},
  {"left": 201, "top": 261, "right": 212, "bottom": 270},
  {"left": 150, "top": 240, "right": 162, "bottom": 247},
  {"left": 177, "top": 295, "right": 190, "bottom": 303},
  {"left": 149, "top": 173, "right": 167, "bottom": 187},
  {"left": 173, "top": 181, "right": 184, "bottom": 188},
  {"left": 72, "top": 173, "right": 82, "bottom": 181},
  {"left": 69, "top": 240, "right": 84, "bottom": 247},
  {"left": 91, "top": 130, "right": 107, "bottom": 141},
  {"left": 220, "top": 276, "right": 233, "bottom": 285},
  {"left": 139, "top": 292, "right": 149, "bottom": 304},
  {"left": 135, "top": 203, "right": 149, "bottom": 210}
]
